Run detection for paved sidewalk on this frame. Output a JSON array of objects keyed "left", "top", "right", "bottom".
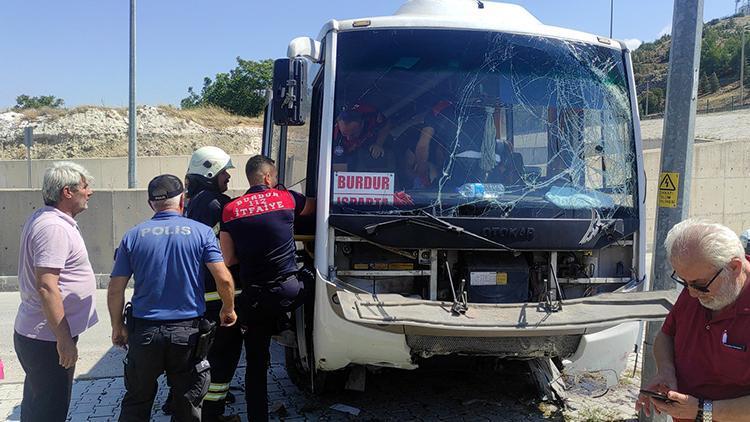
[
  {"left": 0, "top": 362, "right": 317, "bottom": 422},
  {"left": 0, "top": 351, "right": 645, "bottom": 422},
  {"left": 0, "top": 285, "right": 649, "bottom": 422}
]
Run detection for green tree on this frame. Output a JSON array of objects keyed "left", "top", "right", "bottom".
[
  {"left": 14, "top": 95, "right": 64, "bottom": 109},
  {"left": 639, "top": 87, "right": 665, "bottom": 115},
  {"left": 181, "top": 57, "right": 273, "bottom": 117},
  {"left": 180, "top": 87, "right": 202, "bottom": 109},
  {"left": 699, "top": 73, "right": 710, "bottom": 95},
  {"left": 709, "top": 72, "right": 721, "bottom": 93}
]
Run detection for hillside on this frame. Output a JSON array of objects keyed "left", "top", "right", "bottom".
[
  {"left": 633, "top": 14, "right": 750, "bottom": 113},
  {"left": 0, "top": 105, "right": 263, "bottom": 160}
]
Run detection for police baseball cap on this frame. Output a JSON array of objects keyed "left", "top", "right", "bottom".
[{"left": 148, "top": 174, "right": 184, "bottom": 201}]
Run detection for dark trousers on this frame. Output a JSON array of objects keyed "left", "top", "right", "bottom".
[
  {"left": 202, "top": 307, "right": 243, "bottom": 420},
  {"left": 240, "top": 274, "right": 305, "bottom": 422},
  {"left": 14, "top": 331, "right": 78, "bottom": 422},
  {"left": 243, "top": 313, "right": 277, "bottom": 422},
  {"left": 119, "top": 319, "right": 210, "bottom": 422}
]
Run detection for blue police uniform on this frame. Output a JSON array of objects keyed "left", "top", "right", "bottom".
[{"left": 112, "top": 210, "right": 223, "bottom": 422}]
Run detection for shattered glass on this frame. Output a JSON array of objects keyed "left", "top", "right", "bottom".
[{"left": 330, "top": 29, "right": 637, "bottom": 221}]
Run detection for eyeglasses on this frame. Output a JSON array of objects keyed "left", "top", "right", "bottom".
[{"left": 670, "top": 268, "right": 723, "bottom": 293}]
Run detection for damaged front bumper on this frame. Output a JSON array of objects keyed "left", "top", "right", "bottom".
[
  {"left": 335, "top": 289, "right": 676, "bottom": 336},
  {"left": 314, "top": 281, "right": 676, "bottom": 378}
]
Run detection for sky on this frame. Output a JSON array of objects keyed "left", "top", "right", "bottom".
[{"left": 0, "top": 0, "right": 737, "bottom": 109}]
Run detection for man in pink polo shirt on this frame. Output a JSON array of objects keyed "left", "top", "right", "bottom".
[
  {"left": 636, "top": 219, "right": 750, "bottom": 421},
  {"left": 14, "top": 161, "right": 98, "bottom": 422}
]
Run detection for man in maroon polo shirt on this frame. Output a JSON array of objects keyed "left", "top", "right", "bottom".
[{"left": 636, "top": 219, "right": 750, "bottom": 421}]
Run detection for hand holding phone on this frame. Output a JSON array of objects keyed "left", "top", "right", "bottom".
[{"left": 639, "top": 389, "right": 676, "bottom": 404}]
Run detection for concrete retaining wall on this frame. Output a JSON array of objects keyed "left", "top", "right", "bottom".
[
  {"left": 1, "top": 139, "right": 749, "bottom": 282},
  {"left": 0, "top": 189, "right": 150, "bottom": 277},
  {"left": 0, "top": 155, "right": 255, "bottom": 190},
  {"left": 643, "top": 139, "right": 750, "bottom": 251},
  {"left": 0, "top": 189, "right": 246, "bottom": 280}
]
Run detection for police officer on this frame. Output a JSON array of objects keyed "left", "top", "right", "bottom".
[
  {"left": 219, "top": 155, "right": 314, "bottom": 421},
  {"left": 184, "top": 146, "right": 243, "bottom": 422},
  {"left": 108, "top": 174, "right": 237, "bottom": 422}
]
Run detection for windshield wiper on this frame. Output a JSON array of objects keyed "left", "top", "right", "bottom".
[
  {"left": 363, "top": 211, "right": 516, "bottom": 252},
  {"left": 363, "top": 215, "right": 442, "bottom": 234},
  {"left": 578, "top": 209, "right": 625, "bottom": 245},
  {"left": 419, "top": 211, "right": 516, "bottom": 252}
]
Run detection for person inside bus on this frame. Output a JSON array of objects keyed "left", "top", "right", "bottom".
[
  {"left": 488, "top": 138, "right": 526, "bottom": 187},
  {"left": 399, "top": 99, "right": 520, "bottom": 190},
  {"left": 398, "top": 99, "right": 454, "bottom": 189},
  {"left": 332, "top": 103, "right": 392, "bottom": 172}
]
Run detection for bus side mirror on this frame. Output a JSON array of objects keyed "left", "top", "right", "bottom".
[{"left": 272, "top": 58, "right": 307, "bottom": 126}]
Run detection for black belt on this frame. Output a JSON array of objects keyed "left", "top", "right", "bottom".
[
  {"left": 245, "top": 273, "right": 297, "bottom": 289},
  {"left": 129, "top": 316, "right": 200, "bottom": 328}
]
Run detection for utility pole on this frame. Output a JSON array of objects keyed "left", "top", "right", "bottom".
[
  {"left": 610, "top": 0, "right": 614, "bottom": 38},
  {"left": 645, "top": 80, "right": 650, "bottom": 116},
  {"left": 741, "top": 27, "right": 746, "bottom": 106},
  {"left": 128, "top": 0, "right": 137, "bottom": 188},
  {"left": 639, "top": 0, "right": 704, "bottom": 421},
  {"left": 24, "top": 127, "right": 33, "bottom": 188}
]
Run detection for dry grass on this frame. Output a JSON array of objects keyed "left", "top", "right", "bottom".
[
  {"left": 10, "top": 104, "right": 263, "bottom": 128},
  {"left": 69, "top": 105, "right": 128, "bottom": 117},
  {"left": 16, "top": 106, "right": 68, "bottom": 121},
  {"left": 160, "top": 105, "right": 263, "bottom": 128},
  {"left": 697, "top": 80, "right": 749, "bottom": 110},
  {"left": 16, "top": 105, "right": 129, "bottom": 122}
]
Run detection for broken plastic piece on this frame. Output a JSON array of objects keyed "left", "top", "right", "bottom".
[{"left": 330, "top": 403, "right": 361, "bottom": 416}]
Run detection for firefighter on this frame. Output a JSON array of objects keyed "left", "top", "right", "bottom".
[
  {"left": 219, "top": 155, "right": 315, "bottom": 421},
  {"left": 184, "top": 146, "right": 243, "bottom": 422}
]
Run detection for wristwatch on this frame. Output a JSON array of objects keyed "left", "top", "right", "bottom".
[{"left": 702, "top": 399, "right": 713, "bottom": 422}]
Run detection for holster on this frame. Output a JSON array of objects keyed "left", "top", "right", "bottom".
[
  {"left": 193, "top": 318, "right": 216, "bottom": 361},
  {"left": 123, "top": 302, "right": 133, "bottom": 328}
]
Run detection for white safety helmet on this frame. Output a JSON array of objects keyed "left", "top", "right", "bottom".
[{"left": 187, "top": 146, "right": 235, "bottom": 179}]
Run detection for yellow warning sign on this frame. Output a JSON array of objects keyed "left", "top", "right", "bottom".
[
  {"left": 658, "top": 172, "right": 679, "bottom": 208},
  {"left": 496, "top": 273, "right": 508, "bottom": 285}
]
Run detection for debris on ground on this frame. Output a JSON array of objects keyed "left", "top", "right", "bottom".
[{"left": 330, "top": 403, "right": 361, "bottom": 416}]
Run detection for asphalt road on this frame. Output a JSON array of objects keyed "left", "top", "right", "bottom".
[{"left": 0, "top": 289, "right": 129, "bottom": 384}]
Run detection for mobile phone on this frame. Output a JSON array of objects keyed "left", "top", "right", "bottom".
[{"left": 639, "top": 389, "right": 676, "bottom": 403}]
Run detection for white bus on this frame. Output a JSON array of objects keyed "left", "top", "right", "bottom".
[{"left": 263, "top": 0, "right": 675, "bottom": 392}]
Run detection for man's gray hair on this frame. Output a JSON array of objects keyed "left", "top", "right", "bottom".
[
  {"left": 149, "top": 194, "right": 182, "bottom": 211},
  {"left": 42, "top": 161, "right": 93, "bottom": 206},
  {"left": 665, "top": 219, "right": 745, "bottom": 269}
]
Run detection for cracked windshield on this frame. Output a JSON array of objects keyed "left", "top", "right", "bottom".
[{"left": 330, "top": 29, "right": 637, "bottom": 220}]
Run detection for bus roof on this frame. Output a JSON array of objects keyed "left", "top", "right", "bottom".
[{"left": 317, "top": 0, "right": 624, "bottom": 51}]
